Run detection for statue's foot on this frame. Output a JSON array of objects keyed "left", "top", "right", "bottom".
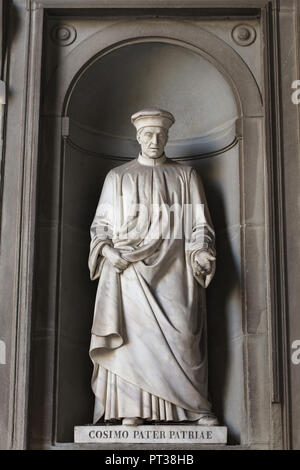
[
  {"left": 122, "top": 417, "right": 144, "bottom": 426},
  {"left": 197, "top": 414, "right": 219, "bottom": 426}
]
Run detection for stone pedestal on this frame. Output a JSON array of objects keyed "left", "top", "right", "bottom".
[{"left": 74, "top": 425, "right": 227, "bottom": 444}]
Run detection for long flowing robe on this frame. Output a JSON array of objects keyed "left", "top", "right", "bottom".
[{"left": 88, "top": 153, "right": 216, "bottom": 423}]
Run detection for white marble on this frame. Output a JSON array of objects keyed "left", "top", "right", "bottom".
[
  {"left": 74, "top": 425, "right": 227, "bottom": 444},
  {"left": 89, "top": 109, "right": 217, "bottom": 424}
]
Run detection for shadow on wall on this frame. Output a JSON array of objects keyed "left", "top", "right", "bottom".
[{"left": 206, "top": 184, "right": 242, "bottom": 445}]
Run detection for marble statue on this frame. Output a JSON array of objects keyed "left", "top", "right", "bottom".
[{"left": 88, "top": 108, "right": 218, "bottom": 426}]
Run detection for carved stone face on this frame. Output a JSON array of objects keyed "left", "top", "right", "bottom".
[{"left": 137, "top": 126, "right": 168, "bottom": 159}]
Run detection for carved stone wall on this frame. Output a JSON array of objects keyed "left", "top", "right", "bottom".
[{"left": 0, "top": 0, "right": 299, "bottom": 450}]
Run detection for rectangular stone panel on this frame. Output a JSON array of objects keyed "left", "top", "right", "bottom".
[{"left": 74, "top": 425, "right": 227, "bottom": 444}]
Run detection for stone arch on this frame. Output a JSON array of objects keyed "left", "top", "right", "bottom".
[{"left": 43, "top": 20, "right": 262, "bottom": 119}]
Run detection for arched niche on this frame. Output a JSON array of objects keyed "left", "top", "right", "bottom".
[
  {"left": 44, "top": 20, "right": 262, "bottom": 117},
  {"left": 67, "top": 41, "right": 238, "bottom": 157},
  {"left": 31, "top": 18, "right": 269, "bottom": 448},
  {"left": 58, "top": 40, "right": 242, "bottom": 444}
]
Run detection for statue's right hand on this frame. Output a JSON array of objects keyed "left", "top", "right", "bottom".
[{"left": 101, "top": 245, "right": 130, "bottom": 273}]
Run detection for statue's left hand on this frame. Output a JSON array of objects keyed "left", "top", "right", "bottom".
[{"left": 193, "top": 251, "right": 216, "bottom": 280}]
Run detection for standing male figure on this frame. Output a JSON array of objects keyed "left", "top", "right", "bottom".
[{"left": 88, "top": 108, "right": 218, "bottom": 426}]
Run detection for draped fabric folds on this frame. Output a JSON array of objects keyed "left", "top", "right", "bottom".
[{"left": 89, "top": 154, "right": 215, "bottom": 423}]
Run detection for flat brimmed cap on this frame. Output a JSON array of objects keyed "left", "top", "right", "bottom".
[{"left": 131, "top": 108, "right": 175, "bottom": 131}]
